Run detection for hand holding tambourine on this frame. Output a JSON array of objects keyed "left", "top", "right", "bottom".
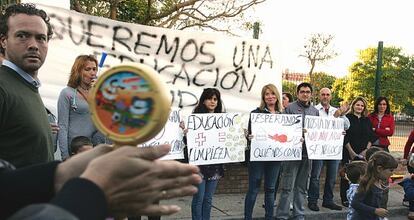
[{"left": 89, "top": 63, "right": 171, "bottom": 147}]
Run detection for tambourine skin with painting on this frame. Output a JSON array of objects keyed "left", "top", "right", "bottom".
[{"left": 89, "top": 63, "right": 171, "bottom": 146}]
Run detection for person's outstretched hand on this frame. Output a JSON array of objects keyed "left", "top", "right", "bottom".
[
  {"left": 54, "top": 144, "right": 113, "bottom": 192},
  {"left": 80, "top": 145, "right": 202, "bottom": 217}
]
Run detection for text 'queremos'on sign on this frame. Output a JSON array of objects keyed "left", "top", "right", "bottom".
[
  {"left": 139, "top": 109, "right": 185, "bottom": 160},
  {"left": 186, "top": 113, "right": 246, "bottom": 165},
  {"left": 37, "top": 4, "right": 281, "bottom": 116},
  {"left": 250, "top": 113, "right": 302, "bottom": 161},
  {"left": 304, "top": 115, "right": 345, "bottom": 160}
]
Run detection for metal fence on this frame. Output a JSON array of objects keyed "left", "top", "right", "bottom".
[{"left": 389, "top": 117, "right": 414, "bottom": 152}]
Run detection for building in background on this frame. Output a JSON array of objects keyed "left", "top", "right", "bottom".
[{"left": 282, "top": 69, "right": 308, "bottom": 84}]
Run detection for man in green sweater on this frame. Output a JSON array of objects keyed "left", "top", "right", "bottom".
[{"left": 0, "top": 3, "right": 54, "bottom": 167}]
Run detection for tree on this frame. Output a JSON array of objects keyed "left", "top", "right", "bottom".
[
  {"left": 299, "top": 33, "right": 338, "bottom": 84},
  {"left": 331, "top": 76, "right": 349, "bottom": 107},
  {"left": 282, "top": 81, "right": 297, "bottom": 98},
  {"left": 344, "top": 46, "right": 414, "bottom": 113},
  {"left": 71, "top": 0, "right": 266, "bottom": 35},
  {"left": 311, "top": 71, "right": 336, "bottom": 104}
]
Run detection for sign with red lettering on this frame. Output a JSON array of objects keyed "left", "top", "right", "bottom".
[{"left": 250, "top": 113, "right": 303, "bottom": 161}]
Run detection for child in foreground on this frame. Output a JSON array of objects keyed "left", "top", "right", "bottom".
[
  {"left": 70, "top": 136, "right": 93, "bottom": 156},
  {"left": 351, "top": 151, "right": 398, "bottom": 220},
  {"left": 399, "top": 168, "right": 414, "bottom": 219},
  {"left": 346, "top": 161, "right": 368, "bottom": 220}
]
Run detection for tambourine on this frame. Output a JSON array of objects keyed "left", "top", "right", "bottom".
[{"left": 89, "top": 63, "right": 171, "bottom": 146}]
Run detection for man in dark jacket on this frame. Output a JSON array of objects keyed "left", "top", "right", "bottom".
[
  {"left": 275, "top": 82, "right": 319, "bottom": 220},
  {"left": 0, "top": 3, "right": 54, "bottom": 167}
]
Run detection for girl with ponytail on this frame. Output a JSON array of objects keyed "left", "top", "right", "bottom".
[{"left": 351, "top": 151, "right": 398, "bottom": 220}]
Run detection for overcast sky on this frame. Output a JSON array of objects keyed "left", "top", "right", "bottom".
[{"left": 249, "top": 0, "right": 414, "bottom": 77}]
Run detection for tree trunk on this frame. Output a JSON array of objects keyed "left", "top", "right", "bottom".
[
  {"left": 308, "top": 61, "right": 316, "bottom": 84},
  {"left": 110, "top": 1, "right": 118, "bottom": 20}
]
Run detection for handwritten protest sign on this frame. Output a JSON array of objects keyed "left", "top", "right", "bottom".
[
  {"left": 250, "top": 113, "right": 303, "bottom": 161},
  {"left": 139, "top": 109, "right": 185, "bottom": 160},
  {"left": 36, "top": 5, "right": 282, "bottom": 115},
  {"left": 304, "top": 115, "right": 344, "bottom": 160},
  {"left": 186, "top": 113, "right": 246, "bottom": 165}
]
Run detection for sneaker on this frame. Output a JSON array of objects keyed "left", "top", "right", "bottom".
[
  {"left": 403, "top": 199, "right": 410, "bottom": 207},
  {"left": 308, "top": 203, "right": 320, "bottom": 211},
  {"left": 322, "top": 202, "right": 343, "bottom": 210}
]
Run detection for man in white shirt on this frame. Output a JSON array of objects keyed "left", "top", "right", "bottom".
[{"left": 307, "top": 88, "right": 350, "bottom": 211}]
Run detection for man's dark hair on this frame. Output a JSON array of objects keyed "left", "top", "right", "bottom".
[
  {"left": 0, "top": 3, "right": 53, "bottom": 54},
  {"left": 70, "top": 136, "right": 92, "bottom": 155},
  {"left": 296, "top": 82, "right": 313, "bottom": 93},
  {"left": 345, "top": 161, "right": 367, "bottom": 184}
]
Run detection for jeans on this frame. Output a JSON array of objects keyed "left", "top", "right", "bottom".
[
  {"left": 244, "top": 161, "right": 281, "bottom": 220},
  {"left": 308, "top": 160, "right": 340, "bottom": 204},
  {"left": 191, "top": 179, "right": 219, "bottom": 220},
  {"left": 275, "top": 159, "right": 311, "bottom": 220}
]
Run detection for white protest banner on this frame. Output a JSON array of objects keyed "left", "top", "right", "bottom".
[
  {"left": 250, "top": 113, "right": 303, "bottom": 161},
  {"left": 186, "top": 113, "right": 246, "bottom": 165},
  {"left": 304, "top": 115, "right": 344, "bottom": 160},
  {"left": 139, "top": 109, "right": 185, "bottom": 160},
  {"left": 36, "top": 5, "right": 282, "bottom": 116}
]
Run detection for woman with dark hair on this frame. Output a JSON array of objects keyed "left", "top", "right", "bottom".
[
  {"left": 282, "top": 92, "right": 294, "bottom": 108},
  {"left": 244, "top": 84, "right": 283, "bottom": 220},
  {"left": 340, "top": 96, "right": 377, "bottom": 206},
  {"left": 57, "top": 55, "right": 106, "bottom": 160},
  {"left": 190, "top": 88, "right": 225, "bottom": 220},
  {"left": 368, "top": 96, "right": 395, "bottom": 152}
]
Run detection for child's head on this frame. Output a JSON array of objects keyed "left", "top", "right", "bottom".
[
  {"left": 345, "top": 161, "right": 368, "bottom": 184},
  {"left": 359, "top": 151, "right": 398, "bottom": 193},
  {"left": 365, "top": 146, "right": 383, "bottom": 161},
  {"left": 70, "top": 136, "right": 93, "bottom": 156},
  {"left": 193, "top": 88, "right": 223, "bottom": 113}
]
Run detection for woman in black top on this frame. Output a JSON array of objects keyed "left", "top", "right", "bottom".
[
  {"left": 190, "top": 88, "right": 225, "bottom": 220},
  {"left": 340, "top": 96, "right": 377, "bottom": 206}
]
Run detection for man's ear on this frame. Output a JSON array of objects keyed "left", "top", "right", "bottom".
[{"left": 0, "top": 34, "right": 6, "bottom": 50}]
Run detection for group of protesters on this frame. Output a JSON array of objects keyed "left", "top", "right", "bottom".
[
  {"left": 238, "top": 82, "right": 414, "bottom": 220},
  {"left": 183, "top": 81, "right": 412, "bottom": 220}
]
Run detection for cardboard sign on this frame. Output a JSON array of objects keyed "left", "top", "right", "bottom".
[
  {"left": 250, "top": 113, "right": 303, "bottom": 161},
  {"left": 139, "top": 109, "right": 185, "bottom": 160},
  {"left": 186, "top": 113, "right": 246, "bottom": 165},
  {"left": 304, "top": 115, "right": 344, "bottom": 160}
]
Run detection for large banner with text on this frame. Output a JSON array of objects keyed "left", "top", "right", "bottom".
[
  {"left": 36, "top": 5, "right": 282, "bottom": 115},
  {"left": 250, "top": 113, "right": 303, "bottom": 161},
  {"left": 139, "top": 109, "right": 185, "bottom": 160},
  {"left": 186, "top": 113, "right": 246, "bottom": 165},
  {"left": 304, "top": 116, "right": 344, "bottom": 160}
]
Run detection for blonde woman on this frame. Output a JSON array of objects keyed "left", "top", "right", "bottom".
[{"left": 340, "top": 96, "right": 377, "bottom": 206}]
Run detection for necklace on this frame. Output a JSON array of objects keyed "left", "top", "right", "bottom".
[
  {"left": 78, "top": 84, "right": 89, "bottom": 91},
  {"left": 77, "top": 85, "right": 89, "bottom": 101}
]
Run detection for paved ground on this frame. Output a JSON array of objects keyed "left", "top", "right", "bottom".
[{"left": 153, "top": 184, "right": 409, "bottom": 220}]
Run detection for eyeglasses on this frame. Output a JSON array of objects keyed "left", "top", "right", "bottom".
[{"left": 299, "top": 90, "right": 311, "bottom": 94}]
